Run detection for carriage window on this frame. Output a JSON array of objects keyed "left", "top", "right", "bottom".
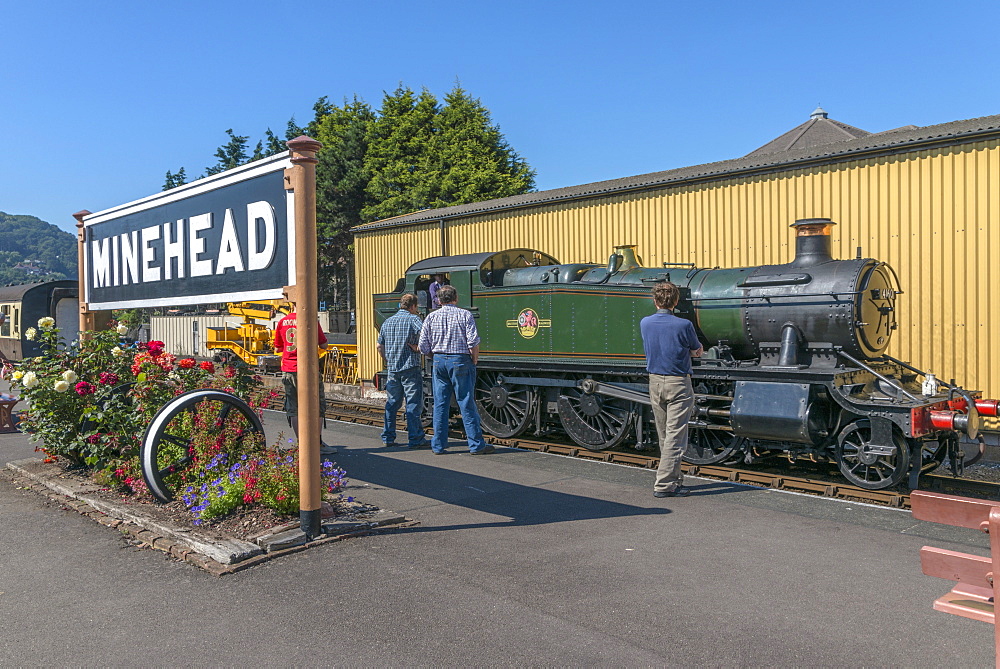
[
  {"left": 0, "top": 305, "right": 9, "bottom": 338},
  {"left": 12, "top": 307, "right": 19, "bottom": 338}
]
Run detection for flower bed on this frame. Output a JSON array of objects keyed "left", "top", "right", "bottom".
[{"left": 3, "top": 319, "right": 346, "bottom": 526}]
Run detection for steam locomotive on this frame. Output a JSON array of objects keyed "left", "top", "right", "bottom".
[{"left": 374, "top": 219, "right": 996, "bottom": 490}]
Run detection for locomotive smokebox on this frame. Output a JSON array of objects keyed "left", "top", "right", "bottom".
[{"left": 790, "top": 218, "right": 836, "bottom": 267}]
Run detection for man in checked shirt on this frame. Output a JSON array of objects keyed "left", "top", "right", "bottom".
[
  {"left": 377, "top": 293, "right": 428, "bottom": 448},
  {"left": 418, "top": 284, "right": 494, "bottom": 455}
]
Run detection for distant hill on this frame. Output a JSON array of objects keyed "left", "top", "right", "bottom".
[{"left": 0, "top": 212, "right": 78, "bottom": 284}]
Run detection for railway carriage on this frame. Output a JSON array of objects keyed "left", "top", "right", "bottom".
[
  {"left": 374, "top": 219, "right": 996, "bottom": 490},
  {"left": 0, "top": 281, "right": 78, "bottom": 360}
]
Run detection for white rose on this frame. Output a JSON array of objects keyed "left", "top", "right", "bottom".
[
  {"left": 62, "top": 370, "right": 78, "bottom": 383},
  {"left": 12, "top": 371, "right": 23, "bottom": 381},
  {"left": 24, "top": 328, "right": 37, "bottom": 341},
  {"left": 54, "top": 380, "right": 70, "bottom": 392},
  {"left": 22, "top": 371, "right": 38, "bottom": 388},
  {"left": 111, "top": 347, "right": 126, "bottom": 358},
  {"left": 116, "top": 323, "right": 129, "bottom": 335},
  {"left": 38, "top": 317, "right": 55, "bottom": 328}
]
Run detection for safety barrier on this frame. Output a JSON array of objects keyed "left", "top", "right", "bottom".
[{"left": 911, "top": 490, "right": 1000, "bottom": 665}]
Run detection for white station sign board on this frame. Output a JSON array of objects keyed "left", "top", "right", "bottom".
[{"left": 82, "top": 152, "right": 295, "bottom": 310}]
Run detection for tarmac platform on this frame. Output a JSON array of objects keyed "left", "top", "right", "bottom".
[{"left": 1, "top": 396, "right": 996, "bottom": 665}]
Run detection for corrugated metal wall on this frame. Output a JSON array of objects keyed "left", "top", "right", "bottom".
[
  {"left": 153, "top": 312, "right": 334, "bottom": 358},
  {"left": 355, "top": 139, "right": 1000, "bottom": 397},
  {"left": 151, "top": 315, "right": 228, "bottom": 358}
]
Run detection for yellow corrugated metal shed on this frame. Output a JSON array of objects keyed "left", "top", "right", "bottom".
[{"left": 353, "top": 112, "right": 1000, "bottom": 397}]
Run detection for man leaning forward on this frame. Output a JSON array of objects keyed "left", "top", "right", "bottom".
[{"left": 377, "top": 293, "right": 428, "bottom": 448}]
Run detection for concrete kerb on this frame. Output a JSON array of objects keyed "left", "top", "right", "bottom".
[{"left": 6, "top": 457, "right": 414, "bottom": 575}]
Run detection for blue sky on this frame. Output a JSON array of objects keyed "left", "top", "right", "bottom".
[{"left": 4, "top": 0, "right": 999, "bottom": 235}]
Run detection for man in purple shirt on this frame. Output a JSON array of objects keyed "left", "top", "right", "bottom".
[
  {"left": 418, "top": 284, "right": 492, "bottom": 455},
  {"left": 428, "top": 274, "right": 446, "bottom": 310},
  {"left": 640, "top": 282, "right": 703, "bottom": 498}
]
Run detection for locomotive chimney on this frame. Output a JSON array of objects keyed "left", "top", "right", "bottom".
[{"left": 790, "top": 218, "right": 836, "bottom": 267}]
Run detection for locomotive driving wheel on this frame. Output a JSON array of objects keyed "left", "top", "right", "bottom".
[
  {"left": 557, "top": 385, "right": 636, "bottom": 451},
  {"left": 835, "top": 419, "right": 909, "bottom": 489},
  {"left": 475, "top": 371, "right": 536, "bottom": 438},
  {"left": 684, "top": 428, "right": 743, "bottom": 465}
]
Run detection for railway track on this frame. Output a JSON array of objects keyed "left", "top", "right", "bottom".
[{"left": 289, "top": 396, "right": 1000, "bottom": 510}]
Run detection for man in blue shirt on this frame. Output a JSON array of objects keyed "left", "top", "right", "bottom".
[
  {"left": 377, "top": 293, "right": 428, "bottom": 448},
  {"left": 640, "top": 282, "right": 703, "bottom": 498}
]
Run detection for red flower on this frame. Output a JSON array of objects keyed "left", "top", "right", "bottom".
[
  {"left": 75, "top": 381, "right": 95, "bottom": 395},
  {"left": 200, "top": 361, "right": 215, "bottom": 373},
  {"left": 99, "top": 371, "right": 119, "bottom": 385},
  {"left": 178, "top": 358, "right": 196, "bottom": 369},
  {"left": 223, "top": 366, "right": 237, "bottom": 378},
  {"left": 243, "top": 493, "right": 254, "bottom": 504},
  {"left": 145, "top": 340, "right": 165, "bottom": 356}
]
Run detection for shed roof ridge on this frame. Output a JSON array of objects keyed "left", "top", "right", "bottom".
[{"left": 353, "top": 112, "right": 1000, "bottom": 232}]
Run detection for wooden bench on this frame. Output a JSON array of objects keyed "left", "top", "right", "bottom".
[
  {"left": 0, "top": 398, "right": 20, "bottom": 433},
  {"left": 911, "top": 490, "right": 1000, "bottom": 663}
]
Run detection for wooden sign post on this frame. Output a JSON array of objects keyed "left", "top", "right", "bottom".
[{"left": 285, "top": 136, "right": 323, "bottom": 539}]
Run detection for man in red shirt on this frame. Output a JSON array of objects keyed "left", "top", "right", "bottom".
[{"left": 274, "top": 312, "right": 336, "bottom": 456}]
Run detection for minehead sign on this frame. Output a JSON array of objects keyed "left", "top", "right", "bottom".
[{"left": 83, "top": 153, "right": 295, "bottom": 310}]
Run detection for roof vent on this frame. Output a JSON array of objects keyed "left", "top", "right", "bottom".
[{"left": 810, "top": 105, "right": 828, "bottom": 120}]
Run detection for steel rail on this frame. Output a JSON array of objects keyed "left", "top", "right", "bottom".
[{"left": 288, "top": 396, "right": 1000, "bottom": 510}]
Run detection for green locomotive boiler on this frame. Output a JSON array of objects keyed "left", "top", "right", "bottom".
[{"left": 374, "top": 218, "right": 996, "bottom": 490}]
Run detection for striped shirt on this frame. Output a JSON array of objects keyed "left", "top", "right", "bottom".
[
  {"left": 377, "top": 309, "right": 423, "bottom": 372},
  {"left": 419, "top": 304, "right": 480, "bottom": 356}
]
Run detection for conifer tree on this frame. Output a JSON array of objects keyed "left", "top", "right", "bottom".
[
  {"left": 162, "top": 167, "right": 187, "bottom": 191},
  {"left": 362, "top": 86, "right": 440, "bottom": 221},
  {"left": 433, "top": 85, "right": 535, "bottom": 206},
  {"left": 315, "top": 97, "right": 375, "bottom": 308},
  {"left": 205, "top": 129, "right": 250, "bottom": 176}
]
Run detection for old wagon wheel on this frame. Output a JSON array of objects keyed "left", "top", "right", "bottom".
[
  {"left": 835, "top": 419, "right": 909, "bottom": 489},
  {"left": 683, "top": 427, "right": 742, "bottom": 465},
  {"left": 557, "top": 387, "right": 636, "bottom": 451},
  {"left": 475, "top": 371, "right": 536, "bottom": 439},
  {"left": 141, "top": 389, "right": 264, "bottom": 503}
]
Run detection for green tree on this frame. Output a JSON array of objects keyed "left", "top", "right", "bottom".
[
  {"left": 362, "top": 84, "right": 535, "bottom": 221},
  {"left": 205, "top": 129, "right": 250, "bottom": 176},
  {"left": 315, "top": 97, "right": 376, "bottom": 308},
  {"left": 433, "top": 85, "right": 535, "bottom": 206},
  {"left": 162, "top": 167, "right": 187, "bottom": 191},
  {"left": 0, "top": 212, "right": 77, "bottom": 281},
  {"left": 362, "top": 86, "right": 440, "bottom": 222}
]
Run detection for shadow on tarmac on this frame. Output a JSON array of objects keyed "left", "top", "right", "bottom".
[{"left": 321, "top": 441, "right": 756, "bottom": 532}]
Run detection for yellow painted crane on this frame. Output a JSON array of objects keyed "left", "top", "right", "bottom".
[{"left": 206, "top": 300, "right": 292, "bottom": 371}]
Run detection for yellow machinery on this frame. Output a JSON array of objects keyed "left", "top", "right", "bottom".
[
  {"left": 206, "top": 300, "right": 292, "bottom": 371},
  {"left": 207, "top": 300, "right": 357, "bottom": 381}
]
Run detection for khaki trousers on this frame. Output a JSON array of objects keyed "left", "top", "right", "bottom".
[{"left": 649, "top": 374, "right": 694, "bottom": 491}]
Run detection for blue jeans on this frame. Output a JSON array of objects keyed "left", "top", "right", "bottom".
[
  {"left": 431, "top": 354, "right": 486, "bottom": 453},
  {"left": 382, "top": 366, "right": 424, "bottom": 445}
]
